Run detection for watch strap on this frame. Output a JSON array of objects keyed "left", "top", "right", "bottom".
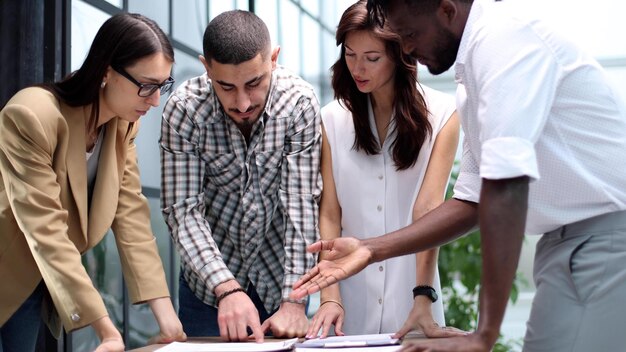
[{"left": 412, "top": 285, "right": 438, "bottom": 303}]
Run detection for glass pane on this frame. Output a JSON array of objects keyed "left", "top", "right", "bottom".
[
  {"left": 255, "top": 0, "right": 279, "bottom": 47},
  {"left": 300, "top": 0, "right": 318, "bottom": 17},
  {"left": 104, "top": 0, "right": 122, "bottom": 7},
  {"left": 128, "top": 0, "right": 170, "bottom": 34},
  {"left": 277, "top": 0, "right": 301, "bottom": 73},
  {"left": 71, "top": 1, "right": 110, "bottom": 72},
  {"left": 172, "top": 0, "right": 206, "bottom": 54},
  {"left": 320, "top": 31, "right": 338, "bottom": 106},
  {"left": 172, "top": 48, "right": 206, "bottom": 84},
  {"left": 209, "top": 1, "right": 240, "bottom": 20},
  {"left": 301, "top": 15, "right": 321, "bottom": 98},
  {"left": 320, "top": 0, "right": 353, "bottom": 31},
  {"left": 134, "top": 102, "right": 165, "bottom": 189},
  {"left": 236, "top": 0, "right": 249, "bottom": 11}
]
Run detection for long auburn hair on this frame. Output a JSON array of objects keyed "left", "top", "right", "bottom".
[
  {"left": 43, "top": 13, "right": 174, "bottom": 136},
  {"left": 332, "top": 0, "right": 431, "bottom": 170}
]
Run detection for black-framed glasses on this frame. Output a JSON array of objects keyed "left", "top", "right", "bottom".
[{"left": 112, "top": 66, "right": 174, "bottom": 97}]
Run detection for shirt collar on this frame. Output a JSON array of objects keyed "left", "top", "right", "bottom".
[
  {"left": 454, "top": 0, "right": 484, "bottom": 83},
  {"left": 261, "top": 68, "right": 278, "bottom": 121},
  {"left": 201, "top": 73, "right": 225, "bottom": 124}
]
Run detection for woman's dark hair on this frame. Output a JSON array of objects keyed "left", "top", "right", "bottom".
[
  {"left": 333, "top": 0, "right": 431, "bottom": 170},
  {"left": 44, "top": 12, "right": 174, "bottom": 134}
]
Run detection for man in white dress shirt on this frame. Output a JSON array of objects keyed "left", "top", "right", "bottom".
[{"left": 290, "top": 0, "right": 626, "bottom": 351}]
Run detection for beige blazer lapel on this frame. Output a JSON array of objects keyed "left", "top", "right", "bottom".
[
  {"left": 60, "top": 104, "right": 89, "bottom": 247},
  {"left": 87, "top": 118, "right": 120, "bottom": 245}
]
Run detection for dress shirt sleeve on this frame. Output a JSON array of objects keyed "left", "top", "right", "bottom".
[
  {"left": 279, "top": 95, "right": 322, "bottom": 302},
  {"left": 470, "top": 20, "right": 561, "bottom": 181},
  {"left": 111, "top": 122, "right": 170, "bottom": 303},
  {"left": 453, "top": 136, "right": 482, "bottom": 203},
  {"left": 0, "top": 97, "right": 106, "bottom": 331},
  {"left": 452, "top": 85, "right": 480, "bottom": 203},
  {"left": 160, "top": 94, "right": 234, "bottom": 292}
]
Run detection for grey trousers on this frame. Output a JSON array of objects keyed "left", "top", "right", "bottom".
[{"left": 523, "top": 210, "right": 626, "bottom": 352}]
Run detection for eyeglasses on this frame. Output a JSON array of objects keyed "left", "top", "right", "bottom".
[{"left": 112, "top": 66, "right": 174, "bottom": 97}]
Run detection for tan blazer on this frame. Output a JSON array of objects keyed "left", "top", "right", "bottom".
[{"left": 0, "top": 87, "right": 169, "bottom": 333}]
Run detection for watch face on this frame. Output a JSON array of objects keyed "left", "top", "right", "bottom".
[{"left": 431, "top": 290, "right": 438, "bottom": 302}]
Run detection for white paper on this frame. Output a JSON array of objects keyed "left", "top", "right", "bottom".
[{"left": 155, "top": 338, "right": 297, "bottom": 352}]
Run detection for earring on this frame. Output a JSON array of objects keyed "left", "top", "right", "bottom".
[{"left": 100, "top": 81, "right": 106, "bottom": 89}]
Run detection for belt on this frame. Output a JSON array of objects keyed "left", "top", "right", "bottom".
[{"left": 544, "top": 210, "right": 626, "bottom": 238}]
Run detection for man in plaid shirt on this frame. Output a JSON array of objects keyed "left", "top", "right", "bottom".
[{"left": 160, "top": 10, "right": 321, "bottom": 342}]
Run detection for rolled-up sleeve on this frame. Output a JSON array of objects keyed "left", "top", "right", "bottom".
[
  {"left": 470, "top": 19, "right": 562, "bottom": 182},
  {"left": 481, "top": 137, "right": 538, "bottom": 180}
]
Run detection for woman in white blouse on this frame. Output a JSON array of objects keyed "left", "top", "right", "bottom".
[{"left": 306, "top": 0, "right": 462, "bottom": 339}]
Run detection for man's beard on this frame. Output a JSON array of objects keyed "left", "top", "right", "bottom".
[{"left": 427, "top": 26, "right": 462, "bottom": 75}]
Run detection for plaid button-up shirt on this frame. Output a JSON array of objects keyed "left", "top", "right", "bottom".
[{"left": 160, "top": 66, "right": 321, "bottom": 312}]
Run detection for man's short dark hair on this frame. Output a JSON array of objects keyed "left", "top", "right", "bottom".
[{"left": 202, "top": 10, "right": 271, "bottom": 65}]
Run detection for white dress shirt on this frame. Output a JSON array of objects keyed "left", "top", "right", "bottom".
[
  {"left": 452, "top": 0, "right": 626, "bottom": 234},
  {"left": 322, "top": 85, "right": 455, "bottom": 334}
]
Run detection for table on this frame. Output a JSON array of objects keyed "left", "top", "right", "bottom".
[
  {"left": 129, "top": 337, "right": 225, "bottom": 352},
  {"left": 128, "top": 333, "right": 428, "bottom": 351}
]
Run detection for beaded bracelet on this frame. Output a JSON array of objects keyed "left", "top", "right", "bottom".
[
  {"left": 319, "top": 299, "right": 344, "bottom": 311},
  {"left": 216, "top": 287, "right": 246, "bottom": 306}
]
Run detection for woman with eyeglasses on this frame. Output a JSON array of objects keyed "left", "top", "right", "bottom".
[{"left": 0, "top": 12, "right": 185, "bottom": 352}]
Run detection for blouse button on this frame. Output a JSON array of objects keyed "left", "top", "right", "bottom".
[
  {"left": 378, "top": 266, "right": 383, "bottom": 272},
  {"left": 378, "top": 298, "right": 383, "bottom": 304},
  {"left": 378, "top": 175, "right": 383, "bottom": 180},
  {"left": 70, "top": 313, "right": 80, "bottom": 322},
  {"left": 377, "top": 205, "right": 382, "bottom": 211}
]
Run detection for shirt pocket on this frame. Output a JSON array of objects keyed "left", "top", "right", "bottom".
[
  {"left": 256, "top": 150, "right": 283, "bottom": 196},
  {"left": 204, "top": 152, "right": 242, "bottom": 193}
]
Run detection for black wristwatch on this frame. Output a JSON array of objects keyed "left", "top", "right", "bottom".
[{"left": 413, "top": 285, "right": 438, "bottom": 303}]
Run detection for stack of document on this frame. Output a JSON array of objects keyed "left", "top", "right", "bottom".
[
  {"left": 155, "top": 333, "right": 405, "bottom": 351},
  {"left": 156, "top": 338, "right": 298, "bottom": 352},
  {"left": 295, "top": 334, "right": 402, "bottom": 351}
]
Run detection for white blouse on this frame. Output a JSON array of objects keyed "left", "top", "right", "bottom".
[
  {"left": 86, "top": 127, "right": 104, "bottom": 208},
  {"left": 322, "top": 85, "right": 456, "bottom": 334}
]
